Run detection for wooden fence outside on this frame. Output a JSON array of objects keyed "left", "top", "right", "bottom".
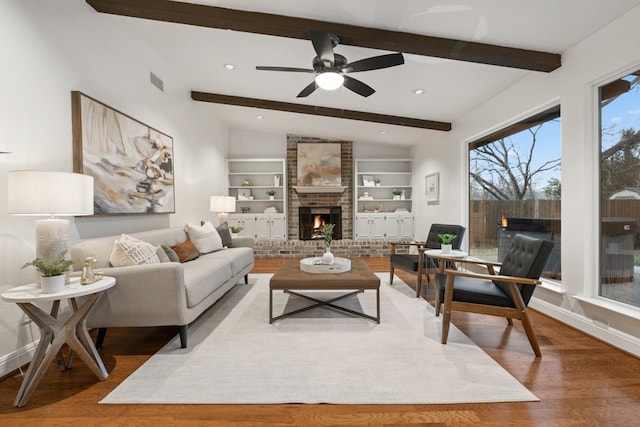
[{"left": 470, "top": 199, "right": 640, "bottom": 246}]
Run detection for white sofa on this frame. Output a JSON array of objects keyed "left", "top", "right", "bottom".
[{"left": 69, "top": 226, "right": 254, "bottom": 348}]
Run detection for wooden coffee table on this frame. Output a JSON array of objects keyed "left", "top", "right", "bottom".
[{"left": 269, "top": 259, "right": 380, "bottom": 323}]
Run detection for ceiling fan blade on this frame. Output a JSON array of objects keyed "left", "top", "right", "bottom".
[
  {"left": 342, "top": 53, "right": 405, "bottom": 73},
  {"left": 310, "top": 30, "right": 334, "bottom": 63},
  {"left": 297, "top": 81, "right": 318, "bottom": 98},
  {"left": 256, "top": 66, "right": 314, "bottom": 73},
  {"left": 343, "top": 75, "right": 375, "bottom": 97}
]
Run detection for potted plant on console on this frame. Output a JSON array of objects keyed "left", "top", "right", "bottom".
[
  {"left": 320, "top": 223, "right": 335, "bottom": 265},
  {"left": 266, "top": 190, "right": 276, "bottom": 200},
  {"left": 438, "top": 233, "right": 456, "bottom": 254},
  {"left": 22, "top": 254, "right": 74, "bottom": 294}
]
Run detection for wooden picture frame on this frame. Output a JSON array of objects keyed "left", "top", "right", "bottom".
[
  {"left": 426, "top": 172, "right": 439, "bottom": 203},
  {"left": 71, "top": 91, "right": 174, "bottom": 215}
]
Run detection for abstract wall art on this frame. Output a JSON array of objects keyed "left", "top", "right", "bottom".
[
  {"left": 296, "top": 142, "right": 342, "bottom": 187},
  {"left": 71, "top": 91, "right": 174, "bottom": 215}
]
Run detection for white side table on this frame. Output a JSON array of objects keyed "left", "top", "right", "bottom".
[{"left": 1, "top": 276, "right": 115, "bottom": 407}]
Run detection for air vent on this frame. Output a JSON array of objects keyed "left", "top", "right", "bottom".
[{"left": 150, "top": 72, "right": 164, "bottom": 92}]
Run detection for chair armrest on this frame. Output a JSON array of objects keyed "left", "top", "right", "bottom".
[
  {"left": 443, "top": 269, "right": 541, "bottom": 286},
  {"left": 390, "top": 241, "right": 423, "bottom": 248},
  {"left": 390, "top": 241, "right": 423, "bottom": 255}
]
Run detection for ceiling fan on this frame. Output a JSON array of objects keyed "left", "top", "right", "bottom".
[{"left": 255, "top": 30, "right": 404, "bottom": 98}]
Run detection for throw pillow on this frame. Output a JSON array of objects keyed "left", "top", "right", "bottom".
[
  {"left": 109, "top": 234, "right": 161, "bottom": 267},
  {"left": 186, "top": 221, "right": 223, "bottom": 254},
  {"left": 161, "top": 244, "right": 180, "bottom": 262},
  {"left": 155, "top": 245, "right": 171, "bottom": 263},
  {"left": 216, "top": 221, "right": 233, "bottom": 248},
  {"left": 171, "top": 239, "right": 200, "bottom": 263}
]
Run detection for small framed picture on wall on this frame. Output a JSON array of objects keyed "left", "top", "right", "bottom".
[{"left": 425, "top": 172, "right": 439, "bottom": 203}]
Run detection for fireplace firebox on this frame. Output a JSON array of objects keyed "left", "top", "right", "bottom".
[{"left": 299, "top": 206, "right": 342, "bottom": 241}]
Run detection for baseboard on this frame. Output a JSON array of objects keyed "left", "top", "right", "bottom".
[
  {"left": 530, "top": 298, "right": 640, "bottom": 357},
  {"left": 0, "top": 340, "right": 38, "bottom": 380}
]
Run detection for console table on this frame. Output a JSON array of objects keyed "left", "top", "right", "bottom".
[{"left": 1, "top": 276, "right": 115, "bottom": 407}]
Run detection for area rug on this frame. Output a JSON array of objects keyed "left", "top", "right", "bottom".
[{"left": 101, "top": 273, "right": 538, "bottom": 404}]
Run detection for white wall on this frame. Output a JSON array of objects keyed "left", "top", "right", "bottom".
[
  {"left": 417, "top": 4, "right": 640, "bottom": 355},
  {"left": 0, "top": 1, "right": 229, "bottom": 376}
]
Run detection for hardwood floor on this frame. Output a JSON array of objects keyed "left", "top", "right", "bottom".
[{"left": 2, "top": 257, "right": 640, "bottom": 426}]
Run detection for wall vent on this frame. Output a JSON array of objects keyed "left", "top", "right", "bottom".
[{"left": 150, "top": 71, "right": 164, "bottom": 92}]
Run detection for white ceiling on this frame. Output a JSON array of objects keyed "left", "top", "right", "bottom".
[{"left": 95, "top": 0, "right": 640, "bottom": 146}]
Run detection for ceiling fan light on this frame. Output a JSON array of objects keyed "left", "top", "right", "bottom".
[{"left": 315, "top": 72, "right": 344, "bottom": 90}]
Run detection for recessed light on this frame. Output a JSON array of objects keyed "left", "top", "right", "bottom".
[
  {"left": 256, "top": 115, "right": 263, "bottom": 120},
  {"left": 413, "top": 88, "right": 425, "bottom": 95},
  {"left": 224, "top": 64, "right": 235, "bottom": 70},
  {"left": 379, "top": 130, "right": 388, "bottom": 135}
]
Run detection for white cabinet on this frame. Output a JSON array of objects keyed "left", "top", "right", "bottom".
[
  {"left": 354, "top": 159, "right": 413, "bottom": 240},
  {"left": 355, "top": 213, "right": 387, "bottom": 239},
  {"left": 230, "top": 213, "right": 286, "bottom": 241},
  {"left": 228, "top": 214, "right": 256, "bottom": 239},
  {"left": 255, "top": 213, "right": 286, "bottom": 240},
  {"left": 227, "top": 159, "right": 286, "bottom": 240},
  {"left": 385, "top": 213, "right": 415, "bottom": 240}
]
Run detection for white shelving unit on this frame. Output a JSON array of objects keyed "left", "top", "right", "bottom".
[
  {"left": 354, "top": 159, "right": 414, "bottom": 240},
  {"left": 227, "top": 159, "right": 286, "bottom": 240}
]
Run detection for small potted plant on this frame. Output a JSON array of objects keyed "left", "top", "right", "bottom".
[
  {"left": 22, "top": 254, "right": 74, "bottom": 293},
  {"left": 374, "top": 177, "right": 381, "bottom": 186},
  {"left": 319, "top": 223, "right": 335, "bottom": 265},
  {"left": 392, "top": 189, "right": 403, "bottom": 200},
  {"left": 438, "top": 233, "right": 457, "bottom": 254},
  {"left": 266, "top": 190, "right": 276, "bottom": 200}
]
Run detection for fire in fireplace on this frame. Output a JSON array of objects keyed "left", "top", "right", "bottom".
[{"left": 299, "top": 206, "right": 342, "bottom": 241}]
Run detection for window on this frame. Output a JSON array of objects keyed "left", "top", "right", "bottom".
[
  {"left": 468, "top": 106, "right": 561, "bottom": 281},
  {"left": 599, "top": 70, "right": 640, "bottom": 308}
]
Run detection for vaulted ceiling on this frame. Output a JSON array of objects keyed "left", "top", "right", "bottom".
[{"left": 86, "top": 0, "right": 640, "bottom": 145}]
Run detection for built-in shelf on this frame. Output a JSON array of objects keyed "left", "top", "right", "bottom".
[{"left": 293, "top": 186, "right": 347, "bottom": 194}]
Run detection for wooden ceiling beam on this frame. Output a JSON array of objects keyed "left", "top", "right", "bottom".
[
  {"left": 86, "top": 0, "right": 561, "bottom": 72},
  {"left": 190, "top": 92, "right": 452, "bottom": 131}
]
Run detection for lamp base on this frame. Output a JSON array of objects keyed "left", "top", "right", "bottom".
[
  {"left": 35, "top": 218, "right": 71, "bottom": 284},
  {"left": 217, "top": 212, "right": 229, "bottom": 225}
]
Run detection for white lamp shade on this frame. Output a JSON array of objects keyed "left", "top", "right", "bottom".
[
  {"left": 8, "top": 170, "right": 94, "bottom": 216},
  {"left": 209, "top": 195, "right": 236, "bottom": 213},
  {"left": 315, "top": 72, "right": 344, "bottom": 90}
]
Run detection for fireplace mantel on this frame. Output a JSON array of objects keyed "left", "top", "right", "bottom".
[{"left": 293, "top": 186, "right": 347, "bottom": 194}]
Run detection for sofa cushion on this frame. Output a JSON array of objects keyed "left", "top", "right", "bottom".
[
  {"left": 109, "top": 234, "right": 161, "bottom": 267},
  {"left": 209, "top": 247, "right": 254, "bottom": 277},
  {"left": 171, "top": 239, "right": 200, "bottom": 263},
  {"left": 186, "top": 221, "right": 223, "bottom": 254},
  {"left": 183, "top": 257, "right": 233, "bottom": 307}
]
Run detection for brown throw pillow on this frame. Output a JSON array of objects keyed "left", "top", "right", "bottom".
[{"left": 171, "top": 239, "right": 200, "bottom": 263}]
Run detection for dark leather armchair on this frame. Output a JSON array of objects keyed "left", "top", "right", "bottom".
[
  {"left": 435, "top": 234, "right": 554, "bottom": 357},
  {"left": 389, "top": 224, "right": 465, "bottom": 297}
]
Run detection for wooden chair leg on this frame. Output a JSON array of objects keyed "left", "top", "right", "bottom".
[
  {"left": 441, "top": 274, "right": 455, "bottom": 344},
  {"left": 520, "top": 311, "right": 541, "bottom": 357},
  {"left": 508, "top": 283, "right": 541, "bottom": 357},
  {"left": 415, "top": 271, "right": 422, "bottom": 297},
  {"left": 389, "top": 265, "right": 395, "bottom": 284}
]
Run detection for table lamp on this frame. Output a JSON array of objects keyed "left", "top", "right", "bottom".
[
  {"left": 8, "top": 170, "right": 94, "bottom": 265},
  {"left": 210, "top": 195, "right": 235, "bottom": 225}
]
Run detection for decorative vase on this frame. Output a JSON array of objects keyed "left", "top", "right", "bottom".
[
  {"left": 269, "top": 195, "right": 275, "bottom": 200},
  {"left": 441, "top": 243, "right": 452, "bottom": 254},
  {"left": 322, "top": 247, "right": 334, "bottom": 265},
  {"left": 41, "top": 274, "right": 65, "bottom": 294}
]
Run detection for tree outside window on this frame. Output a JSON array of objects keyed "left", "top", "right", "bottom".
[{"left": 468, "top": 107, "right": 561, "bottom": 281}]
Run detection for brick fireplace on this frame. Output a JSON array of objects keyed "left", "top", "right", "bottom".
[
  {"left": 250, "top": 136, "right": 396, "bottom": 259},
  {"left": 298, "top": 206, "right": 343, "bottom": 240},
  {"left": 286, "top": 136, "right": 353, "bottom": 240}
]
